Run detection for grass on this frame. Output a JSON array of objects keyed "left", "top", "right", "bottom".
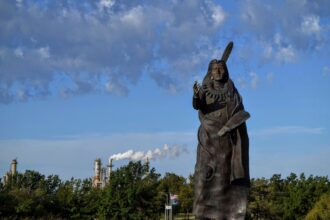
[{"left": 159, "top": 213, "right": 195, "bottom": 220}]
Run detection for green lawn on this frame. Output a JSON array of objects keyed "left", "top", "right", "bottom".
[{"left": 159, "top": 213, "right": 195, "bottom": 220}]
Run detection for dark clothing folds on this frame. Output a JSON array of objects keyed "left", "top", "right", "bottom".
[{"left": 193, "top": 79, "right": 250, "bottom": 219}]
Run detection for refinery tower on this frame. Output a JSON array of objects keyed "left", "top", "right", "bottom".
[
  {"left": 2, "top": 159, "right": 18, "bottom": 185},
  {"left": 92, "top": 158, "right": 113, "bottom": 189}
]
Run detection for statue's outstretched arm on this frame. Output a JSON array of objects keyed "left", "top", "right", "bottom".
[
  {"left": 192, "top": 81, "right": 205, "bottom": 110},
  {"left": 192, "top": 93, "right": 206, "bottom": 110}
]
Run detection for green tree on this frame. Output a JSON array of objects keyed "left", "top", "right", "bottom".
[
  {"left": 282, "top": 173, "right": 330, "bottom": 220},
  {"left": 247, "top": 177, "right": 280, "bottom": 220},
  {"left": 98, "top": 161, "right": 161, "bottom": 219},
  {"left": 305, "top": 193, "right": 330, "bottom": 220},
  {"left": 247, "top": 173, "right": 330, "bottom": 220},
  {"left": 3, "top": 170, "right": 52, "bottom": 218},
  {"left": 178, "top": 174, "right": 194, "bottom": 218},
  {"left": 159, "top": 172, "right": 186, "bottom": 195},
  {"left": 158, "top": 172, "right": 186, "bottom": 215}
]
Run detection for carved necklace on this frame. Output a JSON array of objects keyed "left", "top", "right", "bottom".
[{"left": 202, "top": 80, "right": 230, "bottom": 103}]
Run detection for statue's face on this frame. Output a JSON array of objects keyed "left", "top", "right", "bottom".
[{"left": 211, "top": 63, "right": 226, "bottom": 81}]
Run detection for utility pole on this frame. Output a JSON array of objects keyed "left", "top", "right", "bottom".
[{"left": 163, "top": 192, "right": 172, "bottom": 220}]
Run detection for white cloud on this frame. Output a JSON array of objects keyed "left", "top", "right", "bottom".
[
  {"left": 301, "top": 15, "right": 321, "bottom": 35},
  {"left": 236, "top": 72, "right": 258, "bottom": 89},
  {"left": 16, "top": 89, "right": 27, "bottom": 101},
  {"left": 105, "top": 81, "right": 114, "bottom": 92},
  {"left": 275, "top": 45, "right": 296, "bottom": 63},
  {"left": 120, "top": 6, "right": 144, "bottom": 28},
  {"left": 16, "top": 0, "right": 23, "bottom": 7},
  {"left": 211, "top": 4, "right": 226, "bottom": 26},
  {"left": 240, "top": 0, "right": 275, "bottom": 38},
  {"left": 262, "top": 44, "right": 273, "bottom": 59},
  {"left": 250, "top": 72, "right": 258, "bottom": 89},
  {"left": 38, "top": 47, "right": 50, "bottom": 59},
  {"left": 274, "top": 33, "right": 281, "bottom": 45},
  {"left": 272, "top": 33, "right": 296, "bottom": 63},
  {"left": 105, "top": 80, "right": 128, "bottom": 96},
  {"left": 99, "top": 0, "right": 114, "bottom": 10},
  {"left": 2, "top": 0, "right": 329, "bottom": 103},
  {"left": 0, "top": 0, "right": 227, "bottom": 103},
  {"left": 239, "top": 0, "right": 329, "bottom": 62},
  {"left": 14, "top": 48, "right": 24, "bottom": 58}
]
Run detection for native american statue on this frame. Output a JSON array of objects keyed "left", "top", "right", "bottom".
[{"left": 192, "top": 42, "right": 250, "bottom": 220}]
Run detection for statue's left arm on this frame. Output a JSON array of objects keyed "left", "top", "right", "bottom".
[{"left": 218, "top": 87, "right": 250, "bottom": 136}]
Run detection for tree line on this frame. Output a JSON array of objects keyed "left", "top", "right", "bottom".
[{"left": 1, "top": 161, "right": 329, "bottom": 219}]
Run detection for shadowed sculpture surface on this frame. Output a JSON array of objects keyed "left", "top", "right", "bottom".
[{"left": 192, "top": 42, "right": 250, "bottom": 220}]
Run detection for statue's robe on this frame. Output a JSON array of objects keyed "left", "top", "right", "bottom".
[{"left": 193, "top": 78, "right": 250, "bottom": 220}]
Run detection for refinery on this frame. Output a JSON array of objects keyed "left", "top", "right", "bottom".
[
  {"left": 2, "top": 159, "right": 17, "bottom": 185},
  {"left": 2, "top": 144, "right": 186, "bottom": 187},
  {"left": 2, "top": 158, "right": 132, "bottom": 190},
  {"left": 92, "top": 158, "right": 113, "bottom": 189},
  {"left": 2, "top": 158, "right": 113, "bottom": 189}
]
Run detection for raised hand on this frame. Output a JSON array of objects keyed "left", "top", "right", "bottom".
[{"left": 193, "top": 81, "right": 200, "bottom": 95}]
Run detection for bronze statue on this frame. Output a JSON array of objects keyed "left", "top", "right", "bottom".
[{"left": 193, "top": 42, "right": 250, "bottom": 220}]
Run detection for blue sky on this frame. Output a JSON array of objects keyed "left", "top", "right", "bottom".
[{"left": 0, "top": 0, "right": 330, "bottom": 180}]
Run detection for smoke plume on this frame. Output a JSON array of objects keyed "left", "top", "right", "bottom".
[{"left": 109, "top": 144, "right": 188, "bottom": 162}]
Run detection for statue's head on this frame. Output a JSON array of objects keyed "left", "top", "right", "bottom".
[
  {"left": 203, "top": 42, "right": 233, "bottom": 83},
  {"left": 208, "top": 59, "right": 229, "bottom": 82}
]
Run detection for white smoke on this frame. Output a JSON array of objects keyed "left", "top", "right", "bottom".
[{"left": 109, "top": 144, "right": 188, "bottom": 163}]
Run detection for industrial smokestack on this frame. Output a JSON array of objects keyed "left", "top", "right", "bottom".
[
  {"left": 11, "top": 159, "right": 17, "bottom": 175},
  {"left": 94, "top": 158, "right": 101, "bottom": 179},
  {"left": 107, "top": 159, "right": 113, "bottom": 183},
  {"left": 93, "top": 158, "right": 102, "bottom": 188}
]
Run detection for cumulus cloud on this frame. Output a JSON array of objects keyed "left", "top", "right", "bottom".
[
  {"left": 236, "top": 71, "right": 259, "bottom": 89},
  {"left": 301, "top": 15, "right": 321, "bottom": 35},
  {"left": 15, "top": 0, "right": 22, "bottom": 7},
  {"left": 99, "top": 0, "right": 115, "bottom": 10},
  {"left": 1, "top": 0, "right": 329, "bottom": 103},
  {"left": 38, "top": 47, "right": 50, "bottom": 59},
  {"left": 0, "top": 0, "right": 227, "bottom": 103},
  {"left": 210, "top": 3, "right": 227, "bottom": 26},
  {"left": 14, "top": 48, "right": 24, "bottom": 58},
  {"left": 240, "top": 0, "right": 330, "bottom": 62},
  {"left": 275, "top": 45, "right": 296, "bottom": 63},
  {"left": 262, "top": 44, "right": 273, "bottom": 60}
]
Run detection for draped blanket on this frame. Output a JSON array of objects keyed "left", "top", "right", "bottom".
[{"left": 193, "top": 79, "right": 250, "bottom": 219}]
